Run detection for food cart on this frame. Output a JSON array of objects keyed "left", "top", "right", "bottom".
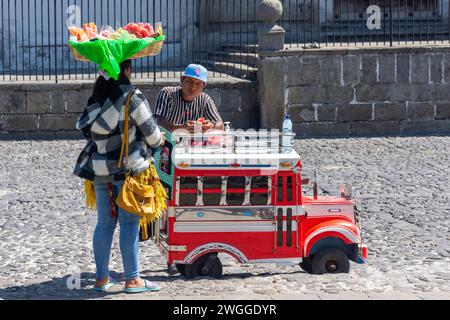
[{"left": 153, "top": 128, "right": 368, "bottom": 278}]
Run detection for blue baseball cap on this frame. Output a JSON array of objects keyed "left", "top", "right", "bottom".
[{"left": 183, "top": 64, "right": 208, "bottom": 84}]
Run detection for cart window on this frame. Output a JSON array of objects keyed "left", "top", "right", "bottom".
[
  {"left": 250, "top": 176, "right": 269, "bottom": 205},
  {"left": 179, "top": 193, "right": 196, "bottom": 206},
  {"left": 276, "top": 175, "right": 295, "bottom": 204},
  {"left": 227, "top": 176, "right": 245, "bottom": 205},
  {"left": 179, "top": 177, "right": 197, "bottom": 206},
  {"left": 179, "top": 177, "right": 197, "bottom": 188},
  {"left": 286, "top": 176, "right": 293, "bottom": 202},
  {"left": 203, "top": 176, "right": 222, "bottom": 206},
  {"left": 277, "top": 208, "right": 283, "bottom": 247},
  {"left": 277, "top": 177, "right": 283, "bottom": 202},
  {"left": 286, "top": 208, "right": 292, "bottom": 247}
]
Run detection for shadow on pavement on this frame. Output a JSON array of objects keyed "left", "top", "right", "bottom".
[
  {"left": 0, "top": 268, "right": 307, "bottom": 299},
  {"left": 0, "top": 270, "right": 167, "bottom": 300}
]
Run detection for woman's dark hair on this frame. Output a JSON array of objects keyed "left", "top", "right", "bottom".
[{"left": 89, "top": 60, "right": 132, "bottom": 104}]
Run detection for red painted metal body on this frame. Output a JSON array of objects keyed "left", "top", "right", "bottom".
[{"left": 158, "top": 158, "right": 368, "bottom": 269}]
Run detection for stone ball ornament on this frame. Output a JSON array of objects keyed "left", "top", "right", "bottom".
[{"left": 257, "top": 0, "right": 283, "bottom": 24}]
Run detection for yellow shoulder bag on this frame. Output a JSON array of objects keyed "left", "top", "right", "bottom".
[{"left": 116, "top": 90, "right": 157, "bottom": 218}]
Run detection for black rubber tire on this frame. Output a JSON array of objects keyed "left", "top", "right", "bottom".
[
  {"left": 175, "top": 263, "right": 186, "bottom": 276},
  {"left": 299, "top": 256, "right": 313, "bottom": 274},
  {"left": 311, "top": 248, "right": 350, "bottom": 275},
  {"left": 184, "top": 253, "right": 223, "bottom": 279}
]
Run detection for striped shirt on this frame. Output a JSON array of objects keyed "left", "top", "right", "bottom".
[{"left": 154, "top": 86, "right": 222, "bottom": 125}]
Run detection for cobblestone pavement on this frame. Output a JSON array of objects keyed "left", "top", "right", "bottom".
[{"left": 0, "top": 136, "right": 449, "bottom": 300}]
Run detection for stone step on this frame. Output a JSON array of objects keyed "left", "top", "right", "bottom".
[
  {"left": 200, "top": 20, "right": 449, "bottom": 44},
  {"left": 204, "top": 21, "right": 261, "bottom": 34},
  {"left": 213, "top": 61, "right": 258, "bottom": 80},
  {"left": 333, "top": 17, "right": 446, "bottom": 24},
  {"left": 202, "top": 31, "right": 258, "bottom": 49},
  {"left": 198, "top": 59, "right": 257, "bottom": 81},
  {"left": 322, "top": 19, "right": 448, "bottom": 33},
  {"left": 281, "top": 27, "right": 450, "bottom": 43},
  {"left": 322, "top": 29, "right": 449, "bottom": 41},
  {"left": 335, "top": 24, "right": 448, "bottom": 31},
  {"left": 207, "top": 51, "right": 259, "bottom": 67},
  {"left": 220, "top": 44, "right": 259, "bottom": 54}
]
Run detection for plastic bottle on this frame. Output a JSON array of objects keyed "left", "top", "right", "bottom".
[
  {"left": 224, "top": 122, "right": 233, "bottom": 153},
  {"left": 282, "top": 114, "right": 293, "bottom": 153}
]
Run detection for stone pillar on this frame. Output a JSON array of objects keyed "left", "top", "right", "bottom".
[
  {"left": 257, "top": 0, "right": 286, "bottom": 130},
  {"left": 259, "top": 57, "right": 286, "bottom": 130}
]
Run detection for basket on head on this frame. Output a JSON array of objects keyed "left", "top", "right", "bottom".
[
  {"left": 69, "top": 44, "right": 89, "bottom": 62},
  {"left": 69, "top": 39, "right": 164, "bottom": 62},
  {"left": 130, "top": 40, "right": 164, "bottom": 59}
]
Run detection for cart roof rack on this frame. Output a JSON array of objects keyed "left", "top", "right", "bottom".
[{"left": 172, "top": 130, "right": 300, "bottom": 169}]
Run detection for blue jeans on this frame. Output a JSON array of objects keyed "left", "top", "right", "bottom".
[{"left": 93, "top": 180, "right": 140, "bottom": 281}]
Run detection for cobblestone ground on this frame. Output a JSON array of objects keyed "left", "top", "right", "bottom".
[{"left": 0, "top": 136, "right": 449, "bottom": 300}]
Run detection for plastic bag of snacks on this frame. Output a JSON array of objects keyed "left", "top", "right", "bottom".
[
  {"left": 68, "top": 22, "right": 99, "bottom": 41},
  {"left": 69, "top": 22, "right": 165, "bottom": 80}
]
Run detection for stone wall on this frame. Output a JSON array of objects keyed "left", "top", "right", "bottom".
[
  {"left": 259, "top": 45, "right": 450, "bottom": 137},
  {"left": 0, "top": 79, "right": 258, "bottom": 139},
  {"left": 3, "top": 45, "right": 450, "bottom": 138}
]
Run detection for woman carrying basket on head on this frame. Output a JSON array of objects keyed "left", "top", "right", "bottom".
[{"left": 73, "top": 60, "right": 166, "bottom": 293}]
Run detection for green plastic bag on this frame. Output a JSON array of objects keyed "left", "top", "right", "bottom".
[{"left": 69, "top": 34, "right": 165, "bottom": 80}]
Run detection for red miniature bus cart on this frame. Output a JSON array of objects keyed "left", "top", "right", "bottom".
[{"left": 153, "top": 128, "right": 367, "bottom": 279}]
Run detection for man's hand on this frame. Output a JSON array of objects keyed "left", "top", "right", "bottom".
[
  {"left": 213, "top": 120, "right": 225, "bottom": 131},
  {"left": 186, "top": 120, "right": 214, "bottom": 132},
  {"left": 202, "top": 122, "right": 214, "bottom": 131},
  {"left": 182, "top": 123, "right": 195, "bottom": 133}
]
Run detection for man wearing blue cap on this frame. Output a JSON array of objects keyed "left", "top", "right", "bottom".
[{"left": 154, "top": 64, "right": 224, "bottom": 132}]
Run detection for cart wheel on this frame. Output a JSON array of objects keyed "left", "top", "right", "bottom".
[
  {"left": 299, "top": 256, "right": 313, "bottom": 274},
  {"left": 184, "top": 253, "right": 223, "bottom": 279},
  {"left": 311, "top": 248, "right": 350, "bottom": 275},
  {"left": 175, "top": 263, "right": 186, "bottom": 276}
]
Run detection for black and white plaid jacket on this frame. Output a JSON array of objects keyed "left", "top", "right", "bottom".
[{"left": 73, "top": 83, "right": 163, "bottom": 181}]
